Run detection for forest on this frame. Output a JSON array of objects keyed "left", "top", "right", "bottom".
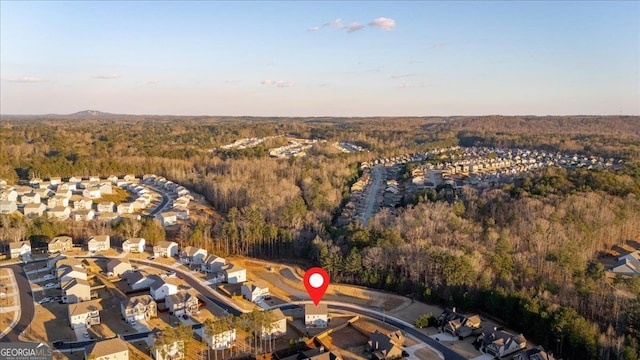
[{"left": 1, "top": 114, "right": 639, "bottom": 359}]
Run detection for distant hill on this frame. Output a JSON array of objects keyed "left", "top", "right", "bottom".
[{"left": 67, "top": 110, "right": 120, "bottom": 118}]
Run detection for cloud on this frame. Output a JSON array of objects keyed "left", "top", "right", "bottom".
[
  {"left": 261, "top": 80, "right": 294, "bottom": 88},
  {"left": 8, "top": 76, "right": 47, "bottom": 83},
  {"left": 391, "top": 73, "right": 415, "bottom": 79},
  {"left": 93, "top": 74, "right": 120, "bottom": 79},
  {"left": 368, "top": 17, "right": 396, "bottom": 31},
  {"left": 311, "top": 17, "right": 394, "bottom": 34}
]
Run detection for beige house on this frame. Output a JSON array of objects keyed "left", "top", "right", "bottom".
[
  {"left": 73, "top": 197, "right": 93, "bottom": 210},
  {"left": 121, "top": 295, "right": 157, "bottom": 322},
  {"left": 47, "top": 206, "right": 71, "bottom": 220},
  {"left": 260, "top": 308, "right": 287, "bottom": 340},
  {"left": 153, "top": 338, "right": 184, "bottom": 360},
  {"left": 88, "top": 235, "right": 110, "bottom": 252},
  {"left": 69, "top": 299, "right": 102, "bottom": 329},
  {"left": 305, "top": 303, "right": 329, "bottom": 328},
  {"left": 85, "top": 337, "right": 129, "bottom": 360},
  {"left": 9, "top": 241, "right": 31, "bottom": 260},
  {"left": 62, "top": 277, "right": 91, "bottom": 303},
  {"left": 368, "top": 330, "right": 405, "bottom": 360},
  {"left": 165, "top": 290, "right": 200, "bottom": 316},
  {"left": 153, "top": 241, "right": 178, "bottom": 258},
  {"left": 241, "top": 280, "right": 270, "bottom": 303},
  {"left": 73, "top": 209, "right": 95, "bottom": 221},
  {"left": 158, "top": 212, "right": 177, "bottom": 226},
  {"left": 107, "top": 259, "right": 132, "bottom": 277},
  {"left": 23, "top": 203, "right": 46, "bottom": 217},
  {"left": 48, "top": 195, "right": 69, "bottom": 208},
  {"left": 20, "top": 192, "right": 41, "bottom": 204},
  {"left": 48, "top": 236, "right": 73, "bottom": 253},
  {"left": 0, "top": 200, "right": 17, "bottom": 215},
  {"left": 97, "top": 201, "right": 115, "bottom": 213},
  {"left": 122, "top": 238, "right": 145, "bottom": 253}
]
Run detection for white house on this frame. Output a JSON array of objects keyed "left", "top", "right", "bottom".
[
  {"left": 260, "top": 308, "right": 287, "bottom": 340},
  {"left": 124, "top": 272, "right": 155, "bottom": 291},
  {"left": 196, "top": 327, "right": 236, "bottom": 350},
  {"left": 165, "top": 290, "right": 200, "bottom": 316},
  {"left": 73, "top": 197, "right": 93, "bottom": 210},
  {"left": 62, "top": 277, "right": 91, "bottom": 303},
  {"left": 122, "top": 238, "right": 145, "bottom": 253},
  {"left": 68, "top": 176, "right": 82, "bottom": 184},
  {"left": 121, "top": 294, "right": 158, "bottom": 322},
  {"left": 179, "top": 246, "right": 207, "bottom": 265},
  {"left": 201, "top": 254, "right": 226, "bottom": 273},
  {"left": 23, "top": 203, "right": 46, "bottom": 218},
  {"left": 305, "top": 303, "right": 329, "bottom": 328},
  {"left": 68, "top": 299, "right": 102, "bottom": 329},
  {"left": 9, "top": 241, "right": 31, "bottom": 260},
  {"left": 117, "top": 202, "right": 134, "bottom": 214},
  {"left": 158, "top": 212, "right": 178, "bottom": 226},
  {"left": 73, "top": 209, "right": 95, "bottom": 221},
  {"left": 107, "top": 259, "right": 132, "bottom": 277},
  {"left": 241, "top": 280, "right": 270, "bottom": 303},
  {"left": 85, "top": 186, "right": 102, "bottom": 199},
  {"left": 58, "top": 266, "right": 88, "bottom": 283},
  {"left": 153, "top": 241, "right": 179, "bottom": 258},
  {"left": 153, "top": 338, "right": 184, "bottom": 360},
  {"left": 97, "top": 201, "right": 115, "bottom": 213},
  {"left": 84, "top": 337, "right": 129, "bottom": 360},
  {"left": 224, "top": 264, "right": 246, "bottom": 284},
  {"left": 149, "top": 275, "right": 178, "bottom": 301},
  {"left": 47, "top": 206, "right": 71, "bottom": 220},
  {"left": 49, "top": 177, "right": 62, "bottom": 186},
  {"left": 20, "top": 192, "right": 41, "bottom": 204},
  {"left": 0, "top": 200, "right": 17, "bottom": 215},
  {"left": 0, "top": 189, "right": 18, "bottom": 202},
  {"left": 48, "top": 195, "right": 69, "bottom": 208},
  {"left": 88, "top": 235, "right": 110, "bottom": 252}
]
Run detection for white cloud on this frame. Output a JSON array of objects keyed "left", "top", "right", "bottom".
[
  {"left": 391, "top": 73, "right": 415, "bottom": 79},
  {"left": 261, "top": 80, "right": 294, "bottom": 88},
  {"left": 368, "top": 17, "right": 396, "bottom": 31},
  {"left": 345, "top": 22, "right": 364, "bottom": 33},
  {"left": 311, "top": 17, "right": 394, "bottom": 33},
  {"left": 8, "top": 76, "right": 47, "bottom": 83},
  {"left": 93, "top": 74, "right": 120, "bottom": 79}
]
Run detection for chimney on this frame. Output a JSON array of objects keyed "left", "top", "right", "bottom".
[
  {"left": 319, "top": 346, "right": 325, "bottom": 353},
  {"left": 452, "top": 307, "right": 456, "bottom": 313}
]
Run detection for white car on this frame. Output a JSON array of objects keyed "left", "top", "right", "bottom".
[
  {"left": 38, "top": 297, "right": 52, "bottom": 304},
  {"left": 42, "top": 274, "right": 54, "bottom": 281},
  {"left": 43, "top": 283, "right": 56, "bottom": 289}
]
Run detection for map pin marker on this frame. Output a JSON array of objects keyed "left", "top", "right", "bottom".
[{"left": 304, "top": 267, "right": 329, "bottom": 305}]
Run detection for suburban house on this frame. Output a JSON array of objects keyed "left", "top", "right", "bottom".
[
  {"left": 0, "top": 189, "right": 18, "bottom": 202},
  {"left": 97, "top": 201, "right": 115, "bottom": 213},
  {"left": 124, "top": 272, "right": 155, "bottom": 290},
  {"left": 117, "top": 202, "right": 134, "bottom": 214},
  {"left": 158, "top": 211, "right": 178, "bottom": 226},
  {"left": 23, "top": 203, "right": 46, "bottom": 217},
  {"left": 165, "top": 290, "right": 200, "bottom": 316},
  {"left": 54, "top": 189, "right": 72, "bottom": 199},
  {"left": 85, "top": 186, "right": 102, "bottom": 199},
  {"left": 477, "top": 330, "right": 527, "bottom": 358},
  {"left": 20, "top": 192, "right": 41, "bottom": 204},
  {"left": 68, "top": 299, "right": 102, "bottom": 329},
  {"left": 47, "top": 206, "right": 71, "bottom": 221},
  {"left": 62, "top": 277, "right": 91, "bottom": 303},
  {"left": 368, "top": 330, "right": 405, "bottom": 360},
  {"left": 47, "top": 195, "right": 69, "bottom": 208},
  {"left": 73, "top": 209, "right": 95, "bottom": 221},
  {"left": 201, "top": 254, "right": 226, "bottom": 273},
  {"left": 224, "top": 264, "right": 246, "bottom": 284},
  {"left": 611, "top": 250, "right": 640, "bottom": 276},
  {"left": 0, "top": 200, "right": 17, "bottom": 215},
  {"left": 88, "top": 235, "right": 110, "bottom": 252},
  {"left": 96, "top": 211, "right": 119, "bottom": 223},
  {"left": 84, "top": 337, "right": 129, "bottom": 360},
  {"left": 98, "top": 183, "right": 112, "bottom": 195},
  {"left": 107, "top": 259, "right": 133, "bottom": 277},
  {"left": 121, "top": 294, "right": 158, "bottom": 322},
  {"left": 68, "top": 176, "right": 82, "bottom": 184},
  {"left": 153, "top": 338, "right": 184, "bottom": 360},
  {"left": 513, "top": 348, "right": 556, "bottom": 360},
  {"left": 29, "top": 178, "right": 42, "bottom": 188},
  {"left": 280, "top": 349, "right": 342, "bottom": 360},
  {"left": 153, "top": 241, "right": 179, "bottom": 258},
  {"left": 34, "top": 188, "right": 53, "bottom": 199},
  {"left": 196, "top": 327, "right": 236, "bottom": 350},
  {"left": 132, "top": 198, "right": 147, "bottom": 211},
  {"left": 9, "top": 241, "right": 31, "bottom": 260},
  {"left": 437, "top": 308, "right": 482, "bottom": 338},
  {"left": 55, "top": 257, "right": 84, "bottom": 271},
  {"left": 48, "top": 236, "right": 73, "bottom": 253},
  {"left": 149, "top": 275, "right": 178, "bottom": 301},
  {"left": 49, "top": 177, "right": 62, "bottom": 186},
  {"left": 179, "top": 246, "right": 208, "bottom": 265},
  {"left": 73, "top": 197, "right": 93, "bottom": 210},
  {"left": 241, "top": 280, "right": 270, "bottom": 303},
  {"left": 58, "top": 266, "right": 88, "bottom": 283},
  {"left": 305, "top": 303, "right": 329, "bottom": 328},
  {"left": 107, "top": 175, "right": 119, "bottom": 184},
  {"left": 122, "top": 238, "right": 146, "bottom": 253},
  {"left": 260, "top": 308, "right": 287, "bottom": 340}
]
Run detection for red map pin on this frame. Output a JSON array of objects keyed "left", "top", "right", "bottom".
[{"left": 303, "top": 267, "right": 330, "bottom": 305}]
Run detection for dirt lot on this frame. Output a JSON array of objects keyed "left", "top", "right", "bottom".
[{"left": 325, "top": 325, "right": 369, "bottom": 360}]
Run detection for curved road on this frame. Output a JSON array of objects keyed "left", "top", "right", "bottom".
[
  {"left": 0, "top": 264, "right": 35, "bottom": 342},
  {"left": 148, "top": 186, "right": 171, "bottom": 217}
]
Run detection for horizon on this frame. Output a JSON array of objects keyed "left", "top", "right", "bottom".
[{"left": 1, "top": 1, "right": 639, "bottom": 116}]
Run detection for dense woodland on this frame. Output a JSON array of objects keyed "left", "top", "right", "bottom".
[{"left": 1, "top": 114, "right": 640, "bottom": 359}]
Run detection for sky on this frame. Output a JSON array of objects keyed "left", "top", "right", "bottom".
[{"left": 1, "top": 1, "right": 638, "bottom": 116}]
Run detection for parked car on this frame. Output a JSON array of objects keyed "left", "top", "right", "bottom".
[
  {"left": 38, "top": 297, "right": 52, "bottom": 304},
  {"left": 42, "top": 274, "right": 54, "bottom": 281},
  {"left": 83, "top": 332, "right": 90, "bottom": 338},
  {"left": 182, "top": 314, "right": 189, "bottom": 320},
  {"left": 43, "top": 283, "right": 56, "bottom": 289},
  {"left": 147, "top": 256, "right": 155, "bottom": 261}
]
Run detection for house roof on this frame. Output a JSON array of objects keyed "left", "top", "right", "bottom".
[
  {"left": 245, "top": 280, "right": 268, "bottom": 292},
  {"left": 9, "top": 241, "right": 30, "bottom": 250},
  {"left": 24, "top": 203, "right": 45, "bottom": 210},
  {"left": 515, "top": 348, "right": 556, "bottom": 360},
  {"left": 203, "top": 254, "right": 224, "bottom": 264},
  {"left": 123, "top": 238, "right": 145, "bottom": 246},
  {"left": 124, "top": 271, "right": 146, "bottom": 285},
  {"left": 183, "top": 246, "right": 205, "bottom": 256},
  {"left": 85, "top": 337, "right": 129, "bottom": 358},
  {"left": 62, "top": 277, "right": 90, "bottom": 291},
  {"left": 224, "top": 263, "right": 245, "bottom": 273},
  {"left": 168, "top": 289, "right": 199, "bottom": 304},
  {"left": 612, "top": 258, "right": 640, "bottom": 275},
  {"left": 122, "top": 294, "right": 156, "bottom": 310},
  {"left": 50, "top": 236, "right": 73, "bottom": 245},
  {"left": 89, "top": 235, "right": 110, "bottom": 243},
  {"left": 107, "top": 258, "right": 131, "bottom": 269},
  {"left": 56, "top": 257, "right": 84, "bottom": 269},
  {"left": 149, "top": 275, "right": 167, "bottom": 290},
  {"left": 155, "top": 241, "right": 177, "bottom": 249},
  {"left": 305, "top": 303, "right": 328, "bottom": 316},
  {"left": 270, "top": 308, "right": 286, "bottom": 321},
  {"left": 69, "top": 299, "right": 102, "bottom": 315}
]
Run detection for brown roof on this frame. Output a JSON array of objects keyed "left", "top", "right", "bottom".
[
  {"left": 85, "top": 337, "right": 129, "bottom": 358},
  {"left": 69, "top": 299, "right": 102, "bottom": 315},
  {"left": 305, "top": 303, "right": 328, "bottom": 315}
]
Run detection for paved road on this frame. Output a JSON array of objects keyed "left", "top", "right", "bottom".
[
  {"left": 148, "top": 185, "right": 172, "bottom": 216},
  {"left": 0, "top": 264, "right": 35, "bottom": 342},
  {"left": 361, "top": 165, "right": 384, "bottom": 226},
  {"left": 280, "top": 302, "right": 466, "bottom": 360}
]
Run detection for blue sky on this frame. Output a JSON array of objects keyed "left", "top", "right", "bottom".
[{"left": 1, "top": 1, "right": 638, "bottom": 116}]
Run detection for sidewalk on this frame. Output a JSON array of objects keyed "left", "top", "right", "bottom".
[{"left": 0, "top": 268, "right": 21, "bottom": 339}]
